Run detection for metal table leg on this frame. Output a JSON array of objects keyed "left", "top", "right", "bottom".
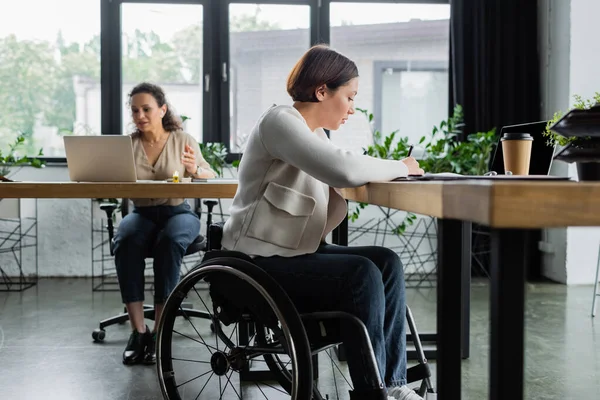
[
  {"left": 437, "top": 219, "right": 466, "bottom": 398},
  {"left": 489, "top": 228, "right": 528, "bottom": 400}
]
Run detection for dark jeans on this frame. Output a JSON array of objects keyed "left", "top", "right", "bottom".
[
  {"left": 253, "top": 243, "right": 407, "bottom": 393},
  {"left": 113, "top": 202, "right": 200, "bottom": 304}
]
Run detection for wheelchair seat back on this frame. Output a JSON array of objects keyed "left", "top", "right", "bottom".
[{"left": 199, "top": 223, "right": 280, "bottom": 332}]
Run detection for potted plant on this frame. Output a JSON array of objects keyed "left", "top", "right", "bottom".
[
  {"left": 199, "top": 142, "right": 228, "bottom": 177},
  {"left": 1, "top": 134, "right": 45, "bottom": 181},
  {"left": 543, "top": 92, "right": 600, "bottom": 181},
  {"left": 0, "top": 134, "right": 45, "bottom": 219},
  {"left": 351, "top": 105, "right": 497, "bottom": 232},
  {"left": 347, "top": 106, "right": 497, "bottom": 284}
]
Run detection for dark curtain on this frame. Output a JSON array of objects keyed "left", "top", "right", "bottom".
[
  {"left": 449, "top": 0, "right": 541, "bottom": 136},
  {"left": 449, "top": 0, "right": 543, "bottom": 280}
]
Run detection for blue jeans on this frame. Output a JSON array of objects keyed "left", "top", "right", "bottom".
[
  {"left": 253, "top": 243, "right": 407, "bottom": 393},
  {"left": 113, "top": 202, "right": 200, "bottom": 304}
]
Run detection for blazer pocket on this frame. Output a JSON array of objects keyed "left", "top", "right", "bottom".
[{"left": 247, "top": 182, "right": 317, "bottom": 249}]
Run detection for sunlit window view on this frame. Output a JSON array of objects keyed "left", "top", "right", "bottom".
[
  {"left": 329, "top": 2, "right": 450, "bottom": 154},
  {"left": 120, "top": 4, "right": 204, "bottom": 141},
  {"left": 0, "top": 1, "right": 449, "bottom": 157},
  {"left": 0, "top": 0, "right": 100, "bottom": 157}
]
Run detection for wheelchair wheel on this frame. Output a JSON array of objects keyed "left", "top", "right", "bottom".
[
  {"left": 157, "top": 256, "right": 313, "bottom": 400},
  {"left": 263, "top": 341, "right": 354, "bottom": 400}
]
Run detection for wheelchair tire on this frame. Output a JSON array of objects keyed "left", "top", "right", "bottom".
[{"left": 156, "top": 256, "right": 313, "bottom": 400}]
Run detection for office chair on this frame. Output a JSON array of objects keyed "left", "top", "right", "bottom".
[
  {"left": 91, "top": 198, "right": 218, "bottom": 342},
  {"left": 591, "top": 243, "right": 600, "bottom": 317}
]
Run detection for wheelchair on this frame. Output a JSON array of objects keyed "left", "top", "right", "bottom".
[{"left": 156, "top": 222, "right": 436, "bottom": 400}]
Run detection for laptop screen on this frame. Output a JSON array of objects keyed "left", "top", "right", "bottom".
[{"left": 489, "top": 121, "right": 556, "bottom": 175}]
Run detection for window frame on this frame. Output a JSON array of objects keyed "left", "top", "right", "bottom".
[
  {"left": 101, "top": 0, "right": 212, "bottom": 140},
  {"left": 30, "top": 0, "right": 449, "bottom": 163}
]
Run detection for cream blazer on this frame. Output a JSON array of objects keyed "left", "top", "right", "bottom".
[{"left": 221, "top": 105, "right": 409, "bottom": 258}]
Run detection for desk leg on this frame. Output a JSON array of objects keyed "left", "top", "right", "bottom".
[
  {"left": 489, "top": 229, "right": 527, "bottom": 400},
  {"left": 461, "top": 221, "right": 472, "bottom": 359},
  {"left": 437, "top": 219, "right": 465, "bottom": 398}
]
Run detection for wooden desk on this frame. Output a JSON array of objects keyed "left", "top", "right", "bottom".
[
  {"left": 341, "top": 179, "right": 600, "bottom": 400},
  {"left": 0, "top": 181, "right": 239, "bottom": 199},
  {"left": 341, "top": 180, "right": 600, "bottom": 228},
  {"left": 5, "top": 179, "right": 598, "bottom": 399}
]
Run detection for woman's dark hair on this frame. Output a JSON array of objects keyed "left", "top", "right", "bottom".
[
  {"left": 128, "top": 82, "right": 182, "bottom": 133},
  {"left": 287, "top": 44, "right": 359, "bottom": 102}
]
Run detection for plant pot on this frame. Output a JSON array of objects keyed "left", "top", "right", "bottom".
[
  {"left": 576, "top": 161, "right": 600, "bottom": 181},
  {"left": 554, "top": 137, "right": 600, "bottom": 181}
]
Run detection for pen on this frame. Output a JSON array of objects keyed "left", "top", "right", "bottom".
[{"left": 407, "top": 145, "right": 414, "bottom": 157}]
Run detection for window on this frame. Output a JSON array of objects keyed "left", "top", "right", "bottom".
[
  {"left": 0, "top": 0, "right": 100, "bottom": 157},
  {"left": 227, "top": 3, "right": 311, "bottom": 153},
  {"left": 120, "top": 3, "right": 204, "bottom": 142},
  {"left": 377, "top": 61, "right": 449, "bottom": 148},
  {"left": 329, "top": 2, "right": 450, "bottom": 153},
  {"left": 95, "top": 1, "right": 450, "bottom": 158}
]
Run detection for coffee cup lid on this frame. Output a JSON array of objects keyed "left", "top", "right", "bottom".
[{"left": 501, "top": 132, "right": 533, "bottom": 141}]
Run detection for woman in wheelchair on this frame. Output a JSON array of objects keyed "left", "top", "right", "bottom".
[
  {"left": 113, "top": 82, "right": 216, "bottom": 365},
  {"left": 221, "top": 45, "right": 425, "bottom": 400}
]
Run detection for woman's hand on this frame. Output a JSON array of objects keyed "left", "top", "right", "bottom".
[
  {"left": 181, "top": 144, "right": 198, "bottom": 175},
  {"left": 401, "top": 157, "right": 425, "bottom": 176}
]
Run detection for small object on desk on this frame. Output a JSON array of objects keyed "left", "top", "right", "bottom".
[
  {"left": 407, "top": 145, "right": 414, "bottom": 157},
  {"left": 172, "top": 170, "right": 179, "bottom": 183},
  {"left": 167, "top": 177, "right": 191, "bottom": 183}
]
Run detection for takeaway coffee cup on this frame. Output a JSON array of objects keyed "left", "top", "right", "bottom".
[{"left": 501, "top": 133, "right": 533, "bottom": 175}]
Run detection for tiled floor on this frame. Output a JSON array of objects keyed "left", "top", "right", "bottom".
[{"left": 1, "top": 278, "right": 599, "bottom": 399}]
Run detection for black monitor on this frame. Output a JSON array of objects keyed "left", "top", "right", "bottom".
[{"left": 489, "top": 121, "right": 556, "bottom": 175}]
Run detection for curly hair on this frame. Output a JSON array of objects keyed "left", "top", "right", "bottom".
[{"left": 128, "top": 82, "right": 182, "bottom": 134}]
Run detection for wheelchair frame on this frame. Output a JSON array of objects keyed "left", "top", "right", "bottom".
[{"left": 155, "top": 223, "right": 435, "bottom": 400}]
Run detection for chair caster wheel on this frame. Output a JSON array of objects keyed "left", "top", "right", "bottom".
[{"left": 92, "top": 329, "right": 106, "bottom": 342}]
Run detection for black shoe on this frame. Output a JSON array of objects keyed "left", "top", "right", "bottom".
[
  {"left": 123, "top": 326, "right": 150, "bottom": 365},
  {"left": 144, "top": 331, "right": 156, "bottom": 365}
]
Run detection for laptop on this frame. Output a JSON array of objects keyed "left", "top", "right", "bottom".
[
  {"left": 489, "top": 120, "right": 556, "bottom": 175},
  {"left": 397, "top": 120, "right": 567, "bottom": 181},
  {"left": 64, "top": 136, "right": 137, "bottom": 182}
]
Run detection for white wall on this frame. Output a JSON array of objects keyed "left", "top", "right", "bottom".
[
  {"left": 538, "top": 0, "right": 570, "bottom": 283},
  {"left": 538, "top": 0, "right": 600, "bottom": 284},
  {"left": 565, "top": 0, "right": 600, "bottom": 284}
]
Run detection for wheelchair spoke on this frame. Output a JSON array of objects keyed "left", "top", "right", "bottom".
[
  {"left": 228, "top": 324, "right": 238, "bottom": 345},
  {"left": 329, "top": 350, "right": 341, "bottom": 399},
  {"left": 176, "top": 369, "right": 213, "bottom": 389},
  {"left": 221, "top": 370, "right": 242, "bottom": 400},
  {"left": 192, "top": 286, "right": 216, "bottom": 323},
  {"left": 171, "top": 357, "right": 211, "bottom": 365},
  {"left": 326, "top": 349, "right": 353, "bottom": 389},
  {"left": 254, "top": 380, "right": 289, "bottom": 395},
  {"left": 193, "top": 371, "right": 215, "bottom": 400},
  {"left": 172, "top": 329, "right": 219, "bottom": 353},
  {"left": 215, "top": 320, "right": 237, "bottom": 350},
  {"left": 252, "top": 381, "right": 270, "bottom": 399}
]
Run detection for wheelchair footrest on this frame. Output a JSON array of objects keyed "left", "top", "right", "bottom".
[{"left": 407, "top": 362, "right": 431, "bottom": 384}]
